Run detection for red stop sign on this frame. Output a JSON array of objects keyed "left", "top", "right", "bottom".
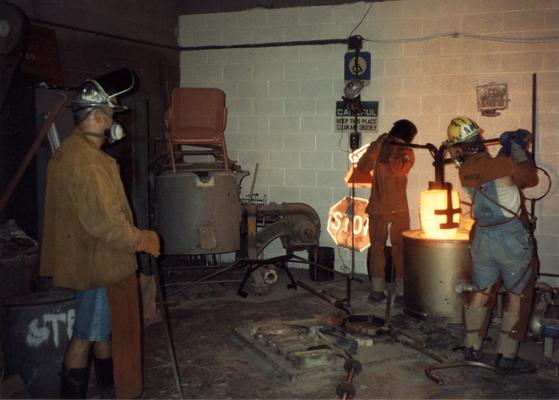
[{"left": 327, "top": 196, "right": 370, "bottom": 251}]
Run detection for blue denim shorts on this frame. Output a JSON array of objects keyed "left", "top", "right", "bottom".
[
  {"left": 73, "top": 288, "right": 112, "bottom": 341},
  {"left": 470, "top": 219, "right": 533, "bottom": 294}
]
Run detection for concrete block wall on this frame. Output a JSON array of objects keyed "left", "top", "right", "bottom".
[
  {"left": 8, "top": 0, "right": 180, "bottom": 146},
  {"left": 178, "top": 0, "right": 559, "bottom": 282}
]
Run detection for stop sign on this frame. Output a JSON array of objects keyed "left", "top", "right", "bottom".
[{"left": 327, "top": 196, "right": 370, "bottom": 251}]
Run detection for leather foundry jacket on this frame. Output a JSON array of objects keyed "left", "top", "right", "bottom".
[
  {"left": 357, "top": 133, "right": 415, "bottom": 216},
  {"left": 40, "top": 130, "right": 141, "bottom": 290}
]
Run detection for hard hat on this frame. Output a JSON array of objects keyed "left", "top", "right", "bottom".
[
  {"left": 447, "top": 116, "right": 481, "bottom": 144},
  {"left": 71, "top": 68, "right": 136, "bottom": 113}
]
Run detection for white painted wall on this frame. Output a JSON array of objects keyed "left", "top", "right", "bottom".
[{"left": 178, "top": 0, "right": 559, "bottom": 284}]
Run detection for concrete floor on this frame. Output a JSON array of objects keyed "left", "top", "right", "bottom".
[{"left": 140, "top": 269, "right": 559, "bottom": 399}]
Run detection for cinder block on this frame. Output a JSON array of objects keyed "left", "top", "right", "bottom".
[
  {"left": 481, "top": 0, "right": 525, "bottom": 12},
  {"left": 237, "top": 9, "right": 270, "bottom": 28},
  {"left": 384, "top": 19, "right": 423, "bottom": 40},
  {"left": 268, "top": 8, "right": 301, "bottom": 27},
  {"left": 300, "top": 187, "right": 334, "bottom": 205},
  {"left": 285, "top": 99, "right": 316, "bottom": 115},
  {"left": 254, "top": 135, "right": 284, "bottom": 151},
  {"left": 269, "top": 186, "right": 301, "bottom": 203},
  {"left": 370, "top": 42, "right": 404, "bottom": 59},
  {"left": 462, "top": 13, "right": 503, "bottom": 33},
  {"left": 270, "top": 47, "right": 300, "bottom": 63},
  {"left": 300, "top": 45, "right": 333, "bottom": 63},
  {"left": 178, "top": 15, "right": 207, "bottom": 32},
  {"left": 284, "top": 26, "right": 319, "bottom": 42},
  {"left": 239, "top": 117, "right": 269, "bottom": 135},
  {"left": 254, "top": 99, "right": 285, "bottom": 115},
  {"left": 301, "top": 116, "right": 333, "bottom": 134},
  {"left": 269, "top": 81, "right": 300, "bottom": 98},
  {"left": 502, "top": 52, "right": 543, "bottom": 72},
  {"left": 299, "top": 6, "right": 333, "bottom": 25},
  {"left": 270, "top": 117, "right": 300, "bottom": 134},
  {"left": 317, "top": 170, "right": 346, "bottom": 187},
  {"left": 238, "top": 150, "right": 270, "bottom": 168},
  {"left": 316, "top": 134, "right": 346, "bottom": 152},
  {"left": 270, "top": 151, "right": 301, "bottom": 168},
  {"left": 222, "top": 28, "right": 252, "bottom": 46},
  {"left": 421, "top": 94, "right": 459, "bottom": 114},
  {"left": 422, "top": 55, "right": 462, "bottom": 75},
  {"left": 403, "top": 76, "right": 438, "bottom": 95},
  {"left": 301, "top": 151, "right": 333, "bottom": 169},
  {"left": 255, "top": 168, "right": 284, "bottom": 186},
  {"left": 254, "top": 64, "right": 284, "bottom": 81},
  {"left": 384, "top": 95, "right": 421, "bottom": 114},
  {"left": 193, "top": 30, "right": 222, "bottom": 46},
  {"left": 189, "top": 65, "right": 222, "bottom": 82},
  {"left": 206, "top": 13, "right": 238, "bottom": 30},
  {"left": 369, "top": 1, "right": 405, "bottom": 20},
  {"left": 403, "top": 41, "right": 441, "bottom": 57},
  {"left": 301, "top": 81, "right": 333, "bottom": 98},
  {"left": 385, "top": 58, "right": 422, "bottom": 77},
  {"left": 239, "top": 82, "right": 267, "bottom": 98},
  {"left": 252, "top": 27, "right": 285, "bottom": 44},
  {"left": 284, "top": 169, "right": 316, "bottom": 186},
  {"left": 228, "top": 99, "right": 254, "bottom": 117},
  {"left": 403, "top": 0, "right": 442, "bottom": 18},
  {"left": 180, "top": 50, "right": 208, "bottom": 66},
  {"left": 224, "top": 64, "right": 253, "bottom": 81},
  {"left": 504, "top": 10, "right": 546, "bottom": 31},
  {"left": 283, "top": 134, "right": 315, "bottom": 151},
  {"left": 544, "top": 51, "right": 559, "bottom": 70},
  {"left": 227, "top": 134, "right": 255, "bottom": 151}
]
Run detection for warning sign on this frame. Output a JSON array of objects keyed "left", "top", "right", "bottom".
[{"left": 335, "top": 101, "right": 378, "bottom": 133}]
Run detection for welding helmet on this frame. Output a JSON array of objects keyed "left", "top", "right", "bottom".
[{"left": 447, "top": 116, "right": 481, "bottom": 145}]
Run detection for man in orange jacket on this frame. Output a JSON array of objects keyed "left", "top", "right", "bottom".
[{"left": 357, "top": 119, "right": 416, "bottom": 302}]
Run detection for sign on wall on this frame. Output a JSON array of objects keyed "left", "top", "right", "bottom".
[
  {"left": 335, "top": 101, "right": 378, "bottom": 133},
  {"left": 344, "top": 51, "right": 371, "bottom": 84}
]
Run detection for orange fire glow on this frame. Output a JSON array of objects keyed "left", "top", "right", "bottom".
[{"left": 420, "top": 189, "right": 461, "bottom": 239}]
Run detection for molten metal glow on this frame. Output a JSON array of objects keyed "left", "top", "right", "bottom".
[{"left": 420, "top": 189, "right": 461, "bottom": 239}]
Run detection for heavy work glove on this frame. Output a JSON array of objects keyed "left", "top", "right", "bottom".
[
  {"left": 136, "top": 230, "right": 161, "bottom": 257},
  {"left": 499, "top": 129, "right": 531, "bottom": 155}
]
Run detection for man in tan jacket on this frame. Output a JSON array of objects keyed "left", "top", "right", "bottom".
[
  {"left": 357, "top": 119, "right": 416, "bottom": 303},
  {"left": 40, "top": 70, "right": 159, "bottom": 398}
]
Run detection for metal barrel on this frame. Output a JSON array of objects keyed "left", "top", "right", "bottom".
[
  {"left": 402, "top": 230, "right": 471, "bottom": 324},
  {"left": 2, "top": 289, "right": 75, "bottom": 398}
]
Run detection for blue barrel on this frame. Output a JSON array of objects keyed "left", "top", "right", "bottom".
[{"left": 2, "top": 289, "right": 75, "bottom": 398}]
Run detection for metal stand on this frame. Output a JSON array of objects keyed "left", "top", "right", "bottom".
[{"left": 151, "top": 256, "right": 184, "bottom": 399}]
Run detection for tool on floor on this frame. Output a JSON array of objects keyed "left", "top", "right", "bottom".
[{"left": 336, "top": 358, "right": 362, "bottom": 400}]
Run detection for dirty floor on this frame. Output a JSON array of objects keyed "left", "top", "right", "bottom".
[{"left": 140, "top": 269, "right": 559, "bottom": 399}]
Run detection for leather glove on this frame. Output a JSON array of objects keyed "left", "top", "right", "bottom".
[
  {"left": 499, "top": 129, "right": 531, "bottom": 155},
  {"left": 136, "top": 230, "right": 161, "bottom": 257}
]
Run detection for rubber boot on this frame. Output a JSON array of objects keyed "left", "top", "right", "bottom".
[
  {"left": 60, "top": 364, "right": 89, "bottom": 399},
  {"left": 94, "top": 357, "right": 116, "bottom": 398},
  {"left": 463, "top": 306, "right": 487, "bottom": 361},
  {"left": 495, "top": 311, "right": 536, "bottom": 374}
]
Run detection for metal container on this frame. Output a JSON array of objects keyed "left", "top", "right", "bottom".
[
  {"left": 155, "top": 169, "right": 242, "bottom": 255},
  {"left": 402, "top": 230, "right": 471, "bottom": 324},
  {"left": 2, "top": 289, "right": 75, "bottom": 398}
]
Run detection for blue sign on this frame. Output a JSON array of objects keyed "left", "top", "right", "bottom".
[{"left": 344, "top": 51, "right": 371, "bottom": 82}]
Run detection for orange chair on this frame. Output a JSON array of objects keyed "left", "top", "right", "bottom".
[{"left": 165, "top": 87, "right": 229, "bottom": 172}]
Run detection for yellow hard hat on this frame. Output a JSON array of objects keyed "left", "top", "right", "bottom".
[{"left": 447, "top": 116, "right": 481, "bottom": 144}]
